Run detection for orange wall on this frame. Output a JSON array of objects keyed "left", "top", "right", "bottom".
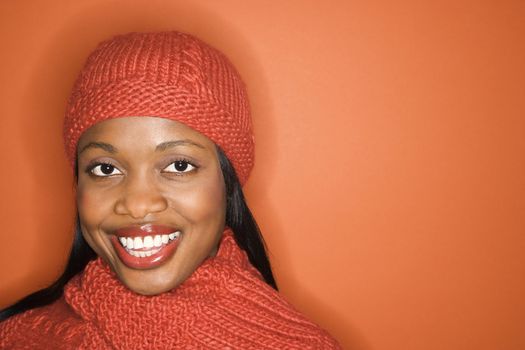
[{"left": 1, "top": 1, "right": 524, "bottom": 349}]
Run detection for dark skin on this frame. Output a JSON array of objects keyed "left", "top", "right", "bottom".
[{"left": 76, "top": 117, "right": 227, "bottom": 295}]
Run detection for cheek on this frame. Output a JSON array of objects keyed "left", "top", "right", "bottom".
[
  {"left": 77, "top": 185, "right": 108, "bottom": 229},
  {"left": 174, "top": 174, "right": 226, "bottom": 224},
  {"left": 76, "top": 187, "right": 89, "bottom": 211}
]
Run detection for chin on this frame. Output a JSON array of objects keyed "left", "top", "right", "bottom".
[
  {"left": 114, "top": 263, "right": 185, "bottom": 296},
  {"left": 127, "top": 283, "right": 174, "bottom": 296}
]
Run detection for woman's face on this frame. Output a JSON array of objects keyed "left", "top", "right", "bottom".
[{"left": 76, "top": 117, "right": 226, "bottom": 295}]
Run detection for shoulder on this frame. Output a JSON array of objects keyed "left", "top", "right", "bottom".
[
  {"left": 0, "top": 297, "right": 85, "bottom": 349},
  {"left": 222, "top": 267, "right": 341, "bottom": 349},
  {"left": 195, "top": 237, "right": 341, "bottom": 349}
]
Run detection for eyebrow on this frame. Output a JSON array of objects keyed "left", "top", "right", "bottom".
[
  {"left": 78, "top": 139, "right": 205, "bottom": 155},
  {"left": 78, "top": 142, "right": 117, "bottom": 155},
  {"left": 155, "top": 140, "right": 205, "bottom": 152}
]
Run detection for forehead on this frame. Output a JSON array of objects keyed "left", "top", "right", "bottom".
[{"left": 77, "top": 117, "right": 216, "bottom": 152}]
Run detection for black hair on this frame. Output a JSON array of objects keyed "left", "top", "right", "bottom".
[
  {"left": 0, "top": 223, "right": 95, "bottom": 321},
  {"left": 0, "top": 147, "right": 276, "bottom": 322},
  {"left": 217, "top": 147, "right": 277, "bottom": 289}
]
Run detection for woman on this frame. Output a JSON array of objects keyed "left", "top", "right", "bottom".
[{"left": 0, "top": 31, "right": 340, "bottom": 349}]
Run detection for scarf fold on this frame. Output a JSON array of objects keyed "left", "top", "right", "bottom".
[{"left": 1, "top": 230, "right": 340, "bottom": 349}]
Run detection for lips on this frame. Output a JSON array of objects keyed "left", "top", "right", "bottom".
[{"left": 111, "top": 224, "right": 182, "bottom": 269}]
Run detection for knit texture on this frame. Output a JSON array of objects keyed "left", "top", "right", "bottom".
[
  {"left": 63, "top": 31, "right": 254, "bottom": 184},
  {"left": 0, "top": 231, "right": 341, "bottom": 349}
]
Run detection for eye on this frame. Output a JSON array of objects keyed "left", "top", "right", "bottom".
[
  {"left": 163, "top": 160, "right": 196, "bottom": 174},
  {"left": 89, "top": 163, "right": 122, "bottom": 177}
]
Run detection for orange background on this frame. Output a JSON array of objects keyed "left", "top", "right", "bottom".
[{"left": 1, "top": 1, "right": 524, "bottom": 349}]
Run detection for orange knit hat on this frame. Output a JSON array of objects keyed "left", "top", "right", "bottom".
[{"left": 63, "top": 31, "right": 254, "bottom": 185}]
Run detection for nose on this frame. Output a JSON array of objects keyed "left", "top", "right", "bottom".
[{"left": 114, "top": 175, "right": 168, "bottom": 219}]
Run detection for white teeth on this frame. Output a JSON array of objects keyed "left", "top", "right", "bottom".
[
  {"left": 154, "top": 235, "right": 162, "bottom": 247},
  {"left": 134, "top": 237, "right": 143, "bottom": 249},
  {"left": 119, "top": 230, "right": 181, "bottom": 258},
  {"left": 126, "top": 247, "right": 161, "bottom": 257},
  {"left": 143, "top": 236, "right": 154, "bottom": 249},
  {"left": 169, "top": 231, "right": 181, "bottom": 240}
]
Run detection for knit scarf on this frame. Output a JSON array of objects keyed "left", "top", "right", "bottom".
[{"left": 0, "top": 230, "right": 340, "bottom": 349}]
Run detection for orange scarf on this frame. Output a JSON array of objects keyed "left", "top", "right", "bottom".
[{"left": 0, "top": 231, "right": 340, "bottom": 349}]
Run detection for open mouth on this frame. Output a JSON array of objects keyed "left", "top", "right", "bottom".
[
  {"left": 111, "top": 226, "right": 182, "bottom": 269},
  {"left": 117, "top": 231, "right": 181, "bottom": 258}
]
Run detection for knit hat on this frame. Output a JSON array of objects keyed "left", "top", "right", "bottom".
[{"left": 63, "top": 31, "right": 254, "bottom": 185}]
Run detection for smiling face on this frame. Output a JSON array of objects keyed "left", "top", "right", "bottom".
[{"left": 76, "top": 117, "right": 226, "bottom": 295}]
